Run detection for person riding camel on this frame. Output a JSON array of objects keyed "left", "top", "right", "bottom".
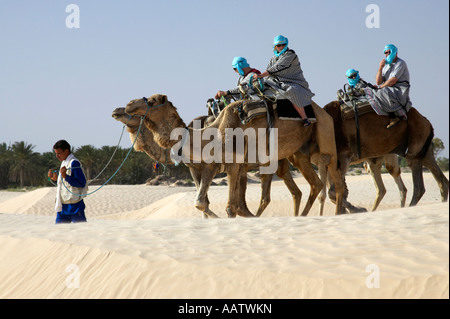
[
  {"left": 253, "top": 35, "right": 316, "bottom": 127},
  {"left": 215, "top": 56, "right": 261, "bottom": 101},
  {"left": 345, "top": 68, "right": 377, "bottom": 90},
  {"left": 363, "top": 44, "right": 412, "bottom": 129}
]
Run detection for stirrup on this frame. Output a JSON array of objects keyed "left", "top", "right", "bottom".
[{"left": 303, "top": 118, "right": 312, "bottom": 127}]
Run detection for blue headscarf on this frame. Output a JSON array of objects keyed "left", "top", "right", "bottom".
[
  {"left": 232, "top": 56, "right": 250, "bottom": 76},
  {"left": 346, "top": 68, "right": 360, "bottom": 87},
  {"left": 273, "top": 35, "right": 289, "bottom": 57},
  {"left": 384, "top": 44, "right": 398, "bottom": 65}
]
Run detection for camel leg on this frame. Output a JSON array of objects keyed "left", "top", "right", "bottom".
[
  {"left": 225, "top": 164, "right": 238, "bottom": 218},
  {"left": 225, "top": 164, "right": 254, "bottom": 218},
  {"left": 365, "top": 158, "right": 387, "bottom": 211},
  {"left": 317, "top": 159, "right": 327, "bottom": 216},
  {"left": 325, "top": 154, "right": 346, "bottom": 216},
  {"left": 407, "top": 158, "right": 426, "bottom": 206},
  {"left": 384, "top": 154, "right": 407, "bottom": 208},
  {"left": 258, "top": 159, "right": 302, "bottom": 217},
  {"left": 193, "top": 164, "right": 219, "bottom": 218},
  {"left": 328, "top": 158, "right": 365, "bottom": 214},
  {"left": 256, "top": 173, "right": 273, "bottom": 217},
  {"left": 189, "top": 166, "right": 210, "bottom": 219},
  {"left": 422, "top": 147, "right": 449, "bottom": 202},
  {"left": 236, "top": 164, "right": 255, "bottom": 217},
  {"left": 277, "top": 159, "right": 302, "bottom": 217},
  {"left": 289, "top": 152, "right": 323, "bottom": 217}
]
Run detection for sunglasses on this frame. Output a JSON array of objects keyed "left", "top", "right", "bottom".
[
  {"left": 384, "top": 50, "right": 391, "bottom": 55},
  {"left": 275, "top": 44, "right": 286, "bottom": 48},
  {"left": 347, "top": 74, "right": 358, "bottom": 79}
]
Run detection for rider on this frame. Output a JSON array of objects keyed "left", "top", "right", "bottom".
[
  {"left": 215, "top": 56, "right": 261, "bottom": 101},
  {"left": 346, "top": 68, "right": 377, "bottom": 90},
  {"left": 253, "top": 35, "right": 316, "bottom": 127},
  {"left": 363, "top": 44, "right": 412, "bottom": 129}
]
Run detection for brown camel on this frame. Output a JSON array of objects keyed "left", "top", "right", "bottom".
[
  {"left": 124, "top": 94, "right": 345, "bottom": 217},
  {"left": 322, "top": 101, "right": 448, "bottom": 207},
  {"left": 112, "top": 107, "right": 302, "bottom": 218}
]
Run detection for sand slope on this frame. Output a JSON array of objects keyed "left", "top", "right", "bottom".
[{"left": 0, "top": 172, "right": 448, "bottom": 298}]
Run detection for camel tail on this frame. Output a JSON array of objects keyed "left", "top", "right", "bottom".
[{"left": 417, "top": 125, "right": 434, "bottom": 159}]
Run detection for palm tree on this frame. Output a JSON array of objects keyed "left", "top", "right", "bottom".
[
  {"left": 74, "top": 145, "right": 98, "bottom": 181},
  {"left": 9, "top": 141, "right": 40, "bottom": 187},
  {"left": 0, "top": 143, "right": 12, "bottom": 188}
]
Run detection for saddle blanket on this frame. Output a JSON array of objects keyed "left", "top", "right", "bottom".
[{"left": 234, "top": 100, "right": 276, "bottom": 124}]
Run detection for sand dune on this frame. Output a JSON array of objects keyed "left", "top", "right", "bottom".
[{"left": 0, "top": 172, "right": 448, "bottom": 298}]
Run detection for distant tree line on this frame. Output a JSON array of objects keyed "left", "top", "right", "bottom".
[
  {"left": 0, "top": 141, "right": 191, "bottom": 189},
  {"left": 0, "top": 138, "right": 448, "bottom": 190}
]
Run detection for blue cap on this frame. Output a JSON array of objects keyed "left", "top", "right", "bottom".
[
  {"left": 232, "top": 56, "right": 249, "bottom": 76},
  {"left": 346, "top": 68, "right": 360, "bottom": 87},
  {"left": 273, "top": 35, "right": 289, "bottom": 57},
  {"left": 346, "top": 68, "right": 358, "bottom": 78},
  {"left": 384, "top": 44, "right": 398, "bottom": 64}
]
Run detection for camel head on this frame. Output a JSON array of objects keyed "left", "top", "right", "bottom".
[
  {"left": 125, "top": 94, "right": 171, "bottom": 120},
  {"left": 111, "top": 107, "right": 141, "bottom": 127},
  {"left": 124, "top": 94, "right": 186, "bottom": 149},
  {"left": 112, "top": 107, "right": 170, "bottom": 161}
]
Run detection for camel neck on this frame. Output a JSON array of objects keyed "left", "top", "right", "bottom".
[{"left": 144, "top": 112, "right": 187, "bottom": 150}]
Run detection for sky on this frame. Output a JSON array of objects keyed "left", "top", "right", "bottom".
[{"left": 0, "top": 0, "right": 449, "bottom": 157}]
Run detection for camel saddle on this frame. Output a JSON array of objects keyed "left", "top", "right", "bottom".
[
  {"left": 337, "top": 89, "right": 374, "bottom": 120},
  {"left": 233, "top": 99, "right": 277, "bottom": 125}
]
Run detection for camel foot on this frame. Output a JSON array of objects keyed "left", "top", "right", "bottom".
[
  {"left": 195, "top": 200, "right": 206, "bottom": 212},
  {"left": 204, "top": 209, "right": 219, "bottom": 219},
  {"left": 226, "top": 207, "right": 237, "bottom": 218},
  {"left": 346, "top": 206, "right": 368, "bottom": 213},
  {"left": 337, "top": 206, "right": 347, "bottom": 215},
  {"left": 335, "top": 199, "right": 367, "bottom": 214}
]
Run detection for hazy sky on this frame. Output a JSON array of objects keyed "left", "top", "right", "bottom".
[{"left": 1, "top": 0, "right": 448, "bottom": 157}]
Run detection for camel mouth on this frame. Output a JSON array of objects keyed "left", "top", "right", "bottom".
[{"left": 111, "top": 107, "right": 125, "bottom": 118}]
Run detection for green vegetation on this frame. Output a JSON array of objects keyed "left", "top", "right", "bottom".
[
  {"left": 1, "top": 137, "right": 448, "bottom": 189},
  {"left": 0, "top": 141, "right": 191, "bottom": 189}
]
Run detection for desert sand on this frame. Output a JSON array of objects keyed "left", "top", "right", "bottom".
[{"left": 0, "top": 171, "right": 448, "bottom": 299}]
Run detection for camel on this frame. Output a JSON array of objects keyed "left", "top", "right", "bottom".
[
  {"left": 321, "top": 101, "right": 448, "bottom": 207},
  {"left": 111, "top": 107, "right": 302, "bottom": 218},
  {"left": 112, "top": 107, "right": 406, "bottom": 215},
  {"left": 113, "top": 101, "right": 406, "bottom": 217},
  {"left": 124, "top": 94, "right": 345, "bottom": 217}
]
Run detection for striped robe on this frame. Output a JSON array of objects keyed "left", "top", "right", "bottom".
[
  {"left": 266, "top": 49, "right": 315, "bottom": 107},
  {"left": 363, "top": 58, "right": 412, "bottom": 118}
]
